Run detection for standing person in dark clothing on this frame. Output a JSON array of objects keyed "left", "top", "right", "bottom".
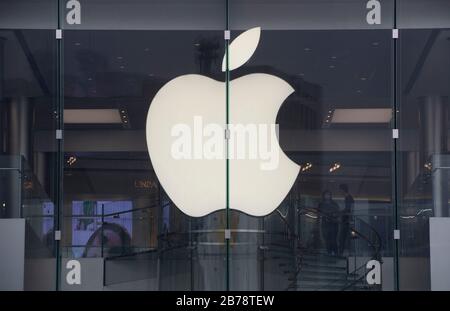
[
  {"left": 338, "top": 184, "right": 354, "bottom": 256},
  {"left": 318, "top": 190, "right": 340, "bottom": 256}
]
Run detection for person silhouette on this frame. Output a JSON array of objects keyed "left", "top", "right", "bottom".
[
  {"left": 338, "top": 184, "right": 354, "bottom": 256},
  {"left": 318, "top": 190, "right": 339, "bottom": 256}
]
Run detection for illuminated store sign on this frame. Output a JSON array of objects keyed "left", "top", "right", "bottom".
[{"left": 146, "top": 28, "right": 299, "bottom": 217}]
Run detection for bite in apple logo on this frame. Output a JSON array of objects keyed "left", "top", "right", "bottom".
[{"left": 146, "top": 27, "right": 300, "bottom": 217}]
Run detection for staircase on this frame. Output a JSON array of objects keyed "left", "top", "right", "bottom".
[
  {"left": 270, "top": 202, "right": 383, "bottom": 291},
  {"left": 298, "top": 253, "right": 348, "bottom": 290},
  {"left": 296, "top": 252, "right": 371, "bottom": 291}
]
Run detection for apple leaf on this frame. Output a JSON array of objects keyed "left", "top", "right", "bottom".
[{"left": 222, "top": 27, "right": 261, "bottom": 72}]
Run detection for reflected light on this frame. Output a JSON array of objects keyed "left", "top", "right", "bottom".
[
  {"left": 67, "top": 156, "right": 77, "bottom": 166},
  {"left": 329, "top": 163, "right": 341, "bottom": 173},
  {"left": 301, "top": 162, "right": 313, "bottom": 172},
  {"left": 64, "top": 109, "right": 122, "bottom": 124},
  {"left": 305, "top": 213, "right": 318, "bottom": 219},
  {"left": 331, "top": 108, "right": 392, "bottom": 123}
]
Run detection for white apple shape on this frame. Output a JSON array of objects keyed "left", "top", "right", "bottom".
[
  {"left": 146, "top": 75, "right": 226, "bottom": 217},
  {"left": 228, "top": 74, "right": 299, "bottom": 216},
  {"left": 146, "top": 27, "right": 300, "bottom": 217}
]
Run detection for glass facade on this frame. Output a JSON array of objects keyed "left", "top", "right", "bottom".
[{"left": 0, "top": 0, "right": 449, "bottom": 291}]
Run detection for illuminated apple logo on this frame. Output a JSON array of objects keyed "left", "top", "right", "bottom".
[{"left": 146, "top": 27, "right": 299, "bottom": 217}]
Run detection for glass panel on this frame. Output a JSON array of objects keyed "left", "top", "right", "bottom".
[
  {"left": 0, "top": 0, "right": 58, "bottom": 290},
  {"left": 398, "top": 0, "right": 450, "bottom": 29},
  {"left": 0, "top": 0, "right": 57, "bottom": 30},
  {"left": 228, "top": 0, "right": 394, "bottom": 291},
  {"left": 397, "top": 27, "right": 450, "bottom": 290},
  {"left": 60, "top": 0, "right": 227, "bottom": 290}
]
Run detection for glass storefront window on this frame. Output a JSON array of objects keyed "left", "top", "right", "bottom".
[
  {"left": 0, "top": 0, "right": 58, "bottom": 291},
  {"left": 60, "top": 0, "right": 227, "bottom": 291},
  {"left": 1, "top": 0, "right": 450, "bottom": 292},
  {"left": 397, "top": 28, "right": 450, "bottom": 291},
  {"left": 228, "top": 0, "right": 394, "bottom": 291}
]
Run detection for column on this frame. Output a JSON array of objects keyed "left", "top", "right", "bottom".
[
  {"left": 419, "top": 96, "right": 449, "bottom": 217},
  {"left": 6, "top": 97, "right": 31, "bottom": 218}
]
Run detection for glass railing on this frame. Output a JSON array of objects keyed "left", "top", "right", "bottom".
[
  {"left": 59, "top": 199, "right": 159, "bottom": 286},
  {"left": 98, "top": 193, "right": 385, "bottom": 291}
]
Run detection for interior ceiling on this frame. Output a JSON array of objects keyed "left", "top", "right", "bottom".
[
  {"left": 61, "top": 29, "right": 393, "bottom": 107},
  {"left": 3, "top": 28, "right": 450, "bottom": 132},
  {"left": 2, "top": 28, "right": 450, "bottom": 188}
]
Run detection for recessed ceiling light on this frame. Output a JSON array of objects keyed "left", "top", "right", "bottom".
[
  {"left": 67, "top": 156, "right": 77, "bottom": 166},
  {"left": 301, "top": 162, "right": 312, "bottom": 172},
  {"left": 329, "top": 162, "right": 341, "bottom": 173},
  {"left": 331, "top": 108, "right": 392, "bottom": 123},
  {"left": 64, "top": 109, "right": 123, "bottom": 124}
]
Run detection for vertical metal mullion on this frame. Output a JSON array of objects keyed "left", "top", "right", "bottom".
[
  {"left": 55, "top": 0, "right": 64, "bottom": 292},
  {"left": 101, "top": 203, "right": 104, "bottom": 258},
  {"left": 225, "top": 0, "right": 230, "bottom": 292},
  {"left": 392, "top": 0, "right": 400, "bottom": 292},
  {"left": 260, "top": 218, "right": 265, "bottom": 291},
  {"left": 189, "top": 218, "right": 194, "bottom": 291}
]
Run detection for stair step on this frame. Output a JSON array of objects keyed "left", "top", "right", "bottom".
[
  {"left": 299, "top": 281, "right": 348, "bottom": 289},
  {"left": 296, "top": 280, "right": 368, "bottom": 291},
  {"left": 301, "top": 262, "right": 347, "bottom": 271},
  {"left": 302, "top": 276, "right": 347, "bottom": 283},
  {"left": 300, "top": 273, "right": 357, "bottom": 281},
  {"left": 301, "top": 269, "right": 354, "bottom": 276},
  {"left": 301, "top": 261, "right": 347, "bottom": 270},
  {"left": 297, "top": 286, "right": 369, "bottom": 291},
  {"left": 302, "top": 254, "right": 347, "bottom": 263}
]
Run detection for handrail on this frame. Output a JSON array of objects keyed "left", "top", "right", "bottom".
[
  {"left": 301, "top": 205, "right": 382, "bottom": 291},
  {"left": 274, "top": 202, "right": 382, "bottom": 291},
  {"left": 299, "top": 206, "right": 382, "bottom": 259}
]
